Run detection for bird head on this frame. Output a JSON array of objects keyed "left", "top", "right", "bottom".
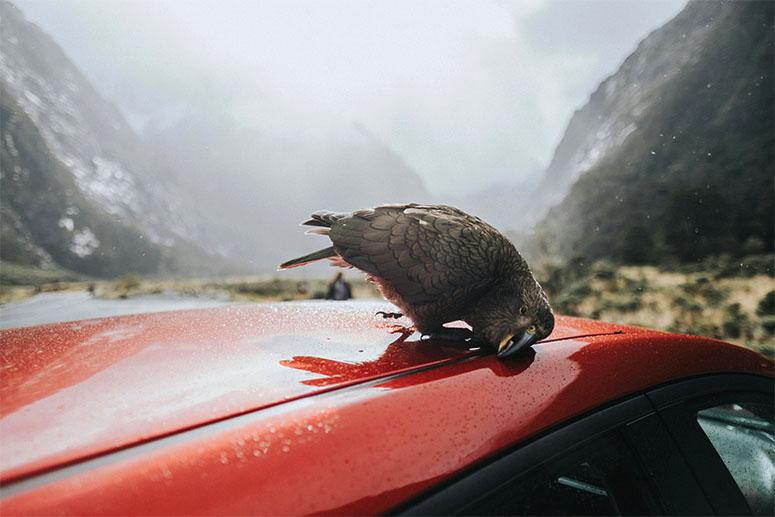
[{"left": 468, "top": 276, "right": 555, "bottom": 359}]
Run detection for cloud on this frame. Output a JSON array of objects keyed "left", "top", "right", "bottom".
[{"left": 16, "top": 0, "right": 686, "bottom": 196}]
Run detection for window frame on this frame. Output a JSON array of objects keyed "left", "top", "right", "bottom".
[{"left": 648, "top": 374, "right": 774, "bottom": 516}]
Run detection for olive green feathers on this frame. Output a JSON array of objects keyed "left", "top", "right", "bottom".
[{"left": 280, "top": 203, "right": 554, "bottom": 357}]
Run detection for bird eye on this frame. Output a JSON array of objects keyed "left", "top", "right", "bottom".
[
  {"left": 519, "top": 305, "right": 527, "bottom": 314},
  {"left": 527, "top": 325, "right": 537, "bottom": 333}
]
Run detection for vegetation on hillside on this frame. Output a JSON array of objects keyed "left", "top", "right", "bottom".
[
  {"left": 532, "top": 1, "right": 773, "bottom": 264},
  {"left": 535, "top": 254, "right": 774, "bottom": 356}
]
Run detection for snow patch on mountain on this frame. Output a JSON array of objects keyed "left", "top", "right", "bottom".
[{"left": 70, "top": 227, "right": 99, "bottom": 257}]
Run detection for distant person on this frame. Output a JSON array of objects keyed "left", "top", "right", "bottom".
[
  {"left": 296, "top": 280, "right": 310, "bottom": 296},
  {"left": 326, "top": 272, "right": 352, "bottom": 301}
]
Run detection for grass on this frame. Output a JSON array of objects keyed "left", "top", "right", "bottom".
[
  {"left": 537, "top": 257, "right": 775, "bottom": 357},
  {"left": 0, "top": 262, "right": 85, "bottom": 303}
]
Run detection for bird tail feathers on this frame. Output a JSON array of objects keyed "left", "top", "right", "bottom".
[
  {"left": 301, "top": 211, "right": 346, "bottom": 228},
  {"left": 278, "top": 246, "right": 337, "bottom": 270}
]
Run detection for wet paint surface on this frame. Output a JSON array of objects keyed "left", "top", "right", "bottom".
[
  {"left": 1, "top": 301, "right": 772, "bottom": 515},
  {"left": 0, "top": 300, "right": 627, "bottom": 483}
]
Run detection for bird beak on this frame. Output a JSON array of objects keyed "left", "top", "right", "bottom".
[{"left": 497, "top": 330, "right": 538, "bottom": 359}]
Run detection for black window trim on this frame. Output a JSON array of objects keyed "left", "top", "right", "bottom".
[
  {"left": 646, "top": 373, "right": 772, "bottom": 410},
  {"left": 648, "top": 373, "right": 774, "bottom": 516}
]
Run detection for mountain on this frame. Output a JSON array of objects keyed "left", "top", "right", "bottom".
[
  {"left": 0, "top": 89, "right": 165, "bottom": 276},
  {"left": 149, "top": 114, "right": 432, "bottom": 269},
  {"left": 0, "top": 1, "right": 232, "bottom": 277},
  {"left": 0, "top": 2, "right": 191, "bottom": 241},
  {"left": 530, "top": 0, "right": 773, "bottom": 263}
]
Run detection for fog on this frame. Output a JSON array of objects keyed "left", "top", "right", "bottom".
[
  {"left": 17, "top": 0, "right": 684, "bottom": 196},
  {"left": 4, "top": 0, "right": 772, "bottom": 357}
]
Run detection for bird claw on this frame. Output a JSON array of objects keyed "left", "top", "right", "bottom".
[{"left": 376, "top": 311, "right": 404, "bottom": 319}]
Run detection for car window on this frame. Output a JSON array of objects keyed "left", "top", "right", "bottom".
[
  {"left": 697, "top": 402, "right": 774, "bottom": 516},
  {"left": 458, "top": 431, "right": 656, "bottom": 515}
]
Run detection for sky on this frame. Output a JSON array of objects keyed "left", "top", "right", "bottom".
[{"left": 15, "top": 0, "right": 687, "bottom": 196}]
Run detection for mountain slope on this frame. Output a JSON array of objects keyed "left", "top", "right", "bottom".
[
  {"left": 531, "top": 0, "right": 773, "bottom": 263},
  {"left": 0, "top": 89, "right": 164, "bottom": 276},
  {"left": 0, "top": 2, "right": 200, "bottom": 269},
  {"left": 533, "top": 0, "right": 731, "bottom": 218},
  {"left": 0, "top": 1, "right": 232, "bottom": 276}
]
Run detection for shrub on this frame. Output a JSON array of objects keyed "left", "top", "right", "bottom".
[
  {"left": 722, "top": 303, "right": 753, "bottom": 340},
  {"left": 592, "top": 260, "right": 616, "bottom": 280},
  {"left": 680, "top": 279, "right": 728, "bottom": 307},
  {"left": 673, "top": 296, "right": 702, "bottom": 312},
  {"left": 756, "top": 291, "right": 775, "bottom": 317},
  {"left": 756, "top": 291, "right": 775, "bottom": 336}
]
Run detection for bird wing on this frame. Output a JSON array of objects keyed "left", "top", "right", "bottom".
[{"left": 329, "top": 204, "right": 504, "bottom": 305}]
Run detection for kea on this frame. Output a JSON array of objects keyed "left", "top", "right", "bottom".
[{"left": 279, "top": 204, "right": 554, "bottom": 358}]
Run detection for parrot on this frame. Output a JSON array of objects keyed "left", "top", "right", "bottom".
[{"left": 279, "top": 203, "right": 554, "bottom": 358}]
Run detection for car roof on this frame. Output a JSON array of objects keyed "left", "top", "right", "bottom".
[{"left": 1, "top": 301, "right": 772, "bottom": 503}]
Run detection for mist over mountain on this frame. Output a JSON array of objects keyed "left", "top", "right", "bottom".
[
  {"left": 0, "top": 0, "right": 431, "bottom": 275},
  {"left": 527, "top": 0, "right": 773, "bottom": 263},
  {"left": 149, "top": 113, "right": 431, "bottom": 268},
  {"left": 451, "top": 164, "right": 542, "bottom": 234},
  {"left": 14, "top": 0, "right": 690, "bottom": 198}
]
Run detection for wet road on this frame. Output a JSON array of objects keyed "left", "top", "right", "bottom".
[{"left": 0, "top": 291, "right": 233, "bottom": 330}]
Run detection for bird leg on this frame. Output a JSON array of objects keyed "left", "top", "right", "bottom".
[
  {"left": 376, "top": 311, "right": 404, "bottom": 319},
  {"left": 421, "top": 327, "right": 477, "bottom": 342}
]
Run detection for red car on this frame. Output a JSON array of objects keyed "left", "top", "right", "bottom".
[{"left": 0, "top": 301, "right": 772, "bottom": 515}]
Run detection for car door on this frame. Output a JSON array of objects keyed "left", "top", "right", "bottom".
[
  {"left": 648, "top": 374, "right": 774, "bottom": 516},
  {"left": 399, "top": 394, "right": 703, "bottom": 515}
]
